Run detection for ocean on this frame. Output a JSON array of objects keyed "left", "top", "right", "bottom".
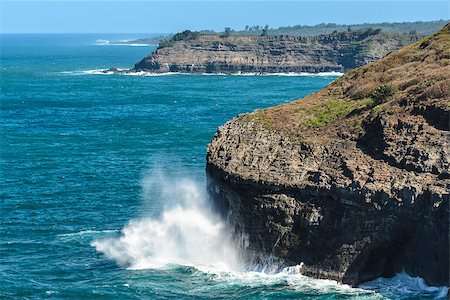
[{"left": 1, "top": 33, "right": 447, "bottom": 299}]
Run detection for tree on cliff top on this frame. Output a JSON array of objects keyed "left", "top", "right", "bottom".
[
  {"left": 158, "top": 30, "right": 201, "bottom": 48},
  {"left": 171, "top": 30, "right": 201, "bottom": 41},
  {"left": 223, "top": 27, "right": 232, "bottom": 37},
  {"left": 261, "top": 24, "right": 269, "bottom": 36}
]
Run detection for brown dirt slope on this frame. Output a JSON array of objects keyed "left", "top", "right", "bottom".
[{"left": 251, "top": 22, "right": 449, "bottom": 140}]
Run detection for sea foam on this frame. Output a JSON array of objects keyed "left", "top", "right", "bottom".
[
  {"left": 93, "top": 39, "right": 151, "bottom": 47},
  {"left": 76, "top": 69, "right": 344, "bottom": 77},
  {"left": 360, "top": 272, "right": 449, "bottom": 299},
  {"left": 91, "top": 172, "right": 242, "bottom": 272}
]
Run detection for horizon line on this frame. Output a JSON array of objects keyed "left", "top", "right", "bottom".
[{"left": 1, "top": 19, "right": 448, "bottom": 34}]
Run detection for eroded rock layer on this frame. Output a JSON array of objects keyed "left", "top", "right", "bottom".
[
  {"left": 132, "top": 30, "right": 420, "bottom": 74},
  {"left": 206, "top": 24, "right": 450, "bottom": 286}
]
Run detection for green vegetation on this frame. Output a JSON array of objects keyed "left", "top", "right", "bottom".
[
  {"left": 222, "top": 27, "right": 232, "bottom": 37},
  {"left": 171, "top": 30, "right": 201, "bottom": 41},
  {"left": 245, "top": 110, "right": 275, "bottom": 130},
  {"left": 261, "top": 25, "right": 269, "bottom": 36},
  {"left": 353, "top": 119, "right": 362, "bottom": 130},
  {"left": 159, "top": 30, "right": 201, "bottom": 47},
  {"left": 138, "top": 20, "right": 446, "bottom": 48},
  {"left": 372, "top": 105, "right": 384, "bottom": 114},
  {"left": 303, "top": 98, "right": 374, "bottom": 127},
  {"left": 232, "top": 20, "right": 447, "bottom": 36},
  {"left": 369, "top": 105, "right": 385, "bottom": 118},
  {"left": 420, "top": 79, "right": 437, "bottom": 88},
  {"left": 288, "top": 134, "right": 304, "bottom": 145},
  {"left": 369, "top": 84, "right": 397, "bottom": 105}
]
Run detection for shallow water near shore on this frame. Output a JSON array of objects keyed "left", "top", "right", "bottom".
[{"left": 1, "top": 34, "right": 447, "bottom": 299}]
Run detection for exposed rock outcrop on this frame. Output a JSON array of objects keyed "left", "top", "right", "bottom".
[
  {"left": 206, "top": 24, "right": 450, "bottom": 286},
  {"left": 129, "top": 30, "right": 420, "bottom": 74}
]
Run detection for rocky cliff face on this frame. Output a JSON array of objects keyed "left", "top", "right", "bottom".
[
  {"left": 206, "top": 24, "right": 450, "bottom": 286},
  {"left": 132, "top": 30, "right": 420, "bottom": 74}
]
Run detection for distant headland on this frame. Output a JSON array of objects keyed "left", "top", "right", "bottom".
[{"left": 103, "top": 20, "right": 447, "bottom": 75}]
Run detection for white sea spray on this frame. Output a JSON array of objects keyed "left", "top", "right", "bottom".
[{"left": 91, "top": 173, "right": 242, "bottom": 272}]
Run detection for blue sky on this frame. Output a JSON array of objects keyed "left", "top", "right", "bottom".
[{"left": 1, "top": 1, "right": 448, "bottom": 33}]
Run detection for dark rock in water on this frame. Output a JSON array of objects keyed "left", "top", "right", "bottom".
[
  {"left": 206, "top": 23, "right": 450, "bottom": 286},
  {"left": 132, "top": 30, "right": 421, "bottom": 74},
  {"left": 102, "top": 67, "right": 119, "bottom": 73}
]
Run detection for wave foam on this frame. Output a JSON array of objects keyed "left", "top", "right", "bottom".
[
  {"left": 58, "top": 229, "right": 118, "bottom": 241},
  {"left": 76, "top": 69, "right": 344, "bottom": 77},
  {"left": 93, "top": 39, "right": 151, "bottom": 47},
  {"left": 360, "top": 272, "right": 449, "bottom": 299},
  {"left": 93, "top": 39, "right": 111, "bottom": 45},
  {"left": 91, "top": 174, "right": 242, "bottom": 272},
  {"left": 184, "top": 264, "right": 380, "bottom": 298},
  {"left": 59, "top": 69, "right": 126, "bottom": 76},
  {"left": 230, "top": 71, "right": 344, "bottom": 77},
  {"left": 59, "top": 229, "right": 118, "bottom": 237}
]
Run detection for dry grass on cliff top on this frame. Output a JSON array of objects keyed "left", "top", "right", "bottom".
[{"left": 246, "top": 23, "right": 450, "bottom": 141}]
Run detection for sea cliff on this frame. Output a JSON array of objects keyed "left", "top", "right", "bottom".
[
  {"left": 206, "top": 24, "right": 450, "bottom": 286},
  {"left": 127, "top": 29, "right": 420, "bottom": 74}
]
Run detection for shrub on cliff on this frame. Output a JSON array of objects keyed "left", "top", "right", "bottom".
[
  {"left": 158, "top": 30, "right": 202, "bottom": 48},
  {"left": 369, "top": 84, "right": 397, "bottom": 104},
  {"left": 171, "top": 30, "right": 201, "bottom": 41}
]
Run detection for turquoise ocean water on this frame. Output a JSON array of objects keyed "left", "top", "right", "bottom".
[{"left": 1, "top": 34, "right": 447, "bottom": 299}]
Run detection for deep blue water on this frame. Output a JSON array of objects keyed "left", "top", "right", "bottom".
[{"left": 1, "top": 34, "right": 447, "bottom": 299}]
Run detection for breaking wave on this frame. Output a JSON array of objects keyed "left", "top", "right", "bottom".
[
  {"left": 91, "top": 171, "right": 448, "bottom": 299},
  {"left": 91, "top": 173, "right": 242, "bottom": 272}
]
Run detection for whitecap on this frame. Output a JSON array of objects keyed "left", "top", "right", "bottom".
[
  {"left": 109, "top": 43, "right": 152, "bottom": 47},
  {"left": 58, "top": 69, "right": 126, "bottom": 76},
  {"left": 59, "top": 229, "right": 118, "bottom": 237},
  {"left": 93, "top": 39, "right": 110, "bottom": 46},
  {"left": 58, "top": 229, "right": 118, "bottom": 241},
  {"left": 92, "top": 39, "right": 151, "bottom": 47},
  {"left": 45, "top": 290, "right": 59, "bottom": 295}
]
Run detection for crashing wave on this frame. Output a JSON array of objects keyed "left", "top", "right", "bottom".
[
  {"left": 91, "top": 173, "right": 242, "bottom": 272},
  {"left": 91, "top": 170, "right": 448, "bottom": 299}
]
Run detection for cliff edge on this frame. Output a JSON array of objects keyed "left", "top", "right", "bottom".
[{"left": 206, "top": 23, "right": 450, "bottom": 286}]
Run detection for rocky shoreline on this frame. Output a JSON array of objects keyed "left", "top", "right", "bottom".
[{"left": 206, "top": 24, "right": 450, "bottom": 286}]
